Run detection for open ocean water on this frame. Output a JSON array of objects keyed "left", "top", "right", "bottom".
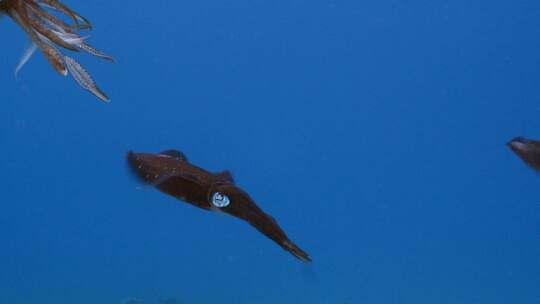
[{"left": 1, "top": 0, "right": 540, "bottom": 303}]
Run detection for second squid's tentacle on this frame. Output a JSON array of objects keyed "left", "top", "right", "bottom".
[
  {"left": 6, "top": 0, "right": 113, "bottom": 101},
  {"left": 64, "top": 56, "right": 109, "bottom": 102}
]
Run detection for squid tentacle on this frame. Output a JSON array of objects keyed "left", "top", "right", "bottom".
[
  {"left": 25, "top": 0, "right": 76, "bottom": 33},
  {"left": 36, "top": 0, "right": 92, "bottom": 30},
  {"left": 5, "top": 0, "right": 113, "bottom": 101},
  {"left": 25, "top": 7, "right": 79, "bottom": 51},
  {"left": 78, "top": 42, "right": 114, "bottom": 62},
  {"left": 9, "top": 7, "right": 67, "bottom": 75},
  {"left": 64, "top": 56, "right": 109, "bottom": 102}
]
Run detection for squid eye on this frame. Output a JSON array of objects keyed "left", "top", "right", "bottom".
[{"left": 211, "top": 192, "right": 230, "bottom": 208}]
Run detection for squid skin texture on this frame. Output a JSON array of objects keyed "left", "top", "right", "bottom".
[{"left": 127, "top": 150, "right": 311, "bottom": 262}]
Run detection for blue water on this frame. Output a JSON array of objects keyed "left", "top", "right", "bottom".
[{"left": 1, "top": 1, "right": 540, "bottom": 303}]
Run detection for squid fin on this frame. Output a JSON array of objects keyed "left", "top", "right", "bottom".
[
  {"left": 216, "top": 170, "right": 234, "bottom": 183},
  {"left": 160, "top": 150, "right": 188, "bottom": 161}
]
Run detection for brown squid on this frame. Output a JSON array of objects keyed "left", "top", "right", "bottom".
[
  {"left": 0, "top": 0, "right": 113, "bottom": 102},
  {"left": 508, "top": 136, "right": 540, "bottom": 172},
  {"left": 127, "top": 150, "right": 311, "bottom": 262}
]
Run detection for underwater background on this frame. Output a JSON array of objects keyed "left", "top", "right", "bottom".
[{"left": 1, "top": 0, "right": 540, "bottom": 303}]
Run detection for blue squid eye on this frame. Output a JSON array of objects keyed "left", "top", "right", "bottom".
[{"left": 212, "top": 192, "right": 230, "bottom": 208}]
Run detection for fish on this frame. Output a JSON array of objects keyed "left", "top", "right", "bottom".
[{"left": 127, "top": 150, "right": 311, "bottom": 262}]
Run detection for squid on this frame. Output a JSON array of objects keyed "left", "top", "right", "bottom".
[
  {"left": 0, "top": 0, "right": 113, "bottom": 102},
  {"left": 508, "top": 136, "right": 540, "bottom": 172},
  {"left": 127, "top": 150, "right": 311, "bottom": 262}
]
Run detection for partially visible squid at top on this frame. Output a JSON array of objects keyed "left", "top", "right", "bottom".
[{"left": 0, "top": 0, "right": 113, "bottom": 102}]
